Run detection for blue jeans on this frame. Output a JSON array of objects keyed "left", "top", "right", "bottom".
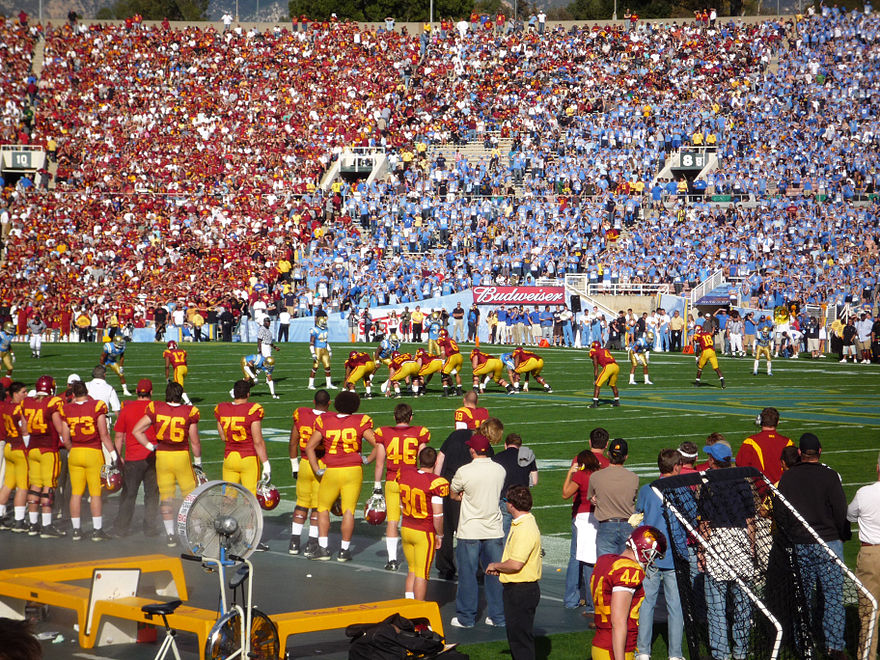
[
  {"left": 705, "top": 576, "right": 751, "bottom": 659},
  {"left": 796, "top": 540, "right": 844, "bottom": 651},
  {"left": 563, "top": 323, "right": 574, "bottom": 346},
  {"left": 455, "top": 538, "right": 505, "bottom": 626},
  {"left": 596, "top": 520, "right": 632, "bottom": 558},
  {"left": 564, "top": 520, "right": 594, "bottom": 609},
  {"left": 500, "top": 502, "right": 512, "bottom": 539},
  {"left": 637, "top": 568, "right": 684, "bottom": 657}
]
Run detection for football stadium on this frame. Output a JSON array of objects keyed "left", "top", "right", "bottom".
[{"left": 0, "top": 6, "right": 879, "bottom": 660}]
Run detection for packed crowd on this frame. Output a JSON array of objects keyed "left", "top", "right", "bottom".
[{"left": 0, "top": 11, "right": 878, "bottom": 317}]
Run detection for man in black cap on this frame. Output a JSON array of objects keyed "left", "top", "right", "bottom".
[
  {"left": 587, "top": 438, "right": 638, "bottom": 557},
  {"left": 777, "top": 433, "right": 848, "bottom": 660}
]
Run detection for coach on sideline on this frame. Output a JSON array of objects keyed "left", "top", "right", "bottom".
[{"left": 848, "top": 451, "right": 880, "bottom": 659}]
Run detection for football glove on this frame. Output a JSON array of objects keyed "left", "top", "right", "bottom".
[{"left": 261, "top": 460, "right": 271, "bottom": 482}]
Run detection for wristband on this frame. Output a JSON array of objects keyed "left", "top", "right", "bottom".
[
  {"left": 146, "top": 442, "right": 156, "bottom": 452},
  {"left": 193, "top": 456, "right": 202, "bottom": 466}
]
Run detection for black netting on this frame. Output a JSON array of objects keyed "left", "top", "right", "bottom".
[{"left": 654, "top": 467, "right": 868, "bottom": 660}]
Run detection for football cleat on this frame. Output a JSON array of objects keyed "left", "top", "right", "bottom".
[
  {"left": 303, "top": 539, "right": 319, "bottom": 558},
  {"left": 27, "top": 523, "right": 40, "bottom": 536},
  {"left": 589, "top": 402, "right": 599, "bottom": 409},
  {"left": 35, "top": 375, "right": 56, "bottom": 396},
  {"left": 166, "top": 534, "right": 177, "bottom": 547},
  {"left": 101, "top": 463, "right": 123, "bottom": 494},
  {"left": 364, "top": 492, "right": 387, "bottom": 526},
  {"left": 627, "top": 525, "right": 667, "bottom": 571},
  {"left": 256, "top": 479, "right": 281, "bottom": 510},
  {"left": 337, "top": 548, "right": 352, "bottom": 562},
  {"left": 90, "top": 529, "right": 111, "bottom": 542},
  {"left": 384, "top": 559, "right": 400, "bottom": 571},
  {"left": 288, "top": 537, "right": 301, "bottom": 555},
  {"left": 71, "top": 528, "right": 83, "bottom": 541},
  {"left": 39, "top": 524, "right": 66, "bottom": 539},
  {"left": 310, "top": 546, "right": 332, "bottom": 561},
  {"left": 167, "top": 340, "right": 178, "bottom": 350}
]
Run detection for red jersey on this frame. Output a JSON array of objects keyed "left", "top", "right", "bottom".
[
  {"left": 214, "top": 401, "right": 264, "bottom": 458},
  {"left": 389, "top": 353, "right": 414, "bottom": 370},
  {"left": 514, "top": 349, "right": 540, "bottom": 364},
  {"left": 163, "top": 348, "right": 188, "bottom": 368},
  {"left": 115, "top": 399, "right": 155, "bottom": 461},
  {"left": 146, "top": 401, "right": 200, "bottom": 452},
  {"left": 375, "top": 424, "right": 431, "bottom": 473},
  {"left": 22, "top": 395, "right": 63, "bottom": 451},
  {"left": 694, "top": 330, "right": 715, "bottom": 352},
  {"left": 471, "top": 350, "right": 492, "bottom": 366},
  {"left": 438, "top": 337, "right": 460, "bottom": 356},
  {"left": 293, "top": 407, "right": 323, "bottom": 452},
  {"left": 314, "top": 412, "right": 373, "bottom": 468},
  {"left": 61, "top": 399, "right": 108, "bottom": 450},
  {"left": 589, "top": 346, "right": 617, "bottom": 366},
  {"left": 395, "top": 468, "right": 449, "bottom": 533},
  {"left": 590, "top": 554, "right": 646, "bottom": 652},
  {"left": 0, "top": 400, "right": 25, "bottom": 449},
  {"left": 453, "top": 406, "right": 488, "bottom": 429},
  {"left": 735, "top": 430, "right": 793, "bottom": 483},
  {"left": 345, "top": 352, "right": 371, "bottom": 369}
]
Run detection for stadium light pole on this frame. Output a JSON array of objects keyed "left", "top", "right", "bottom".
[
  {"left": 613, "top": 0, "right": 618, "bottom": 20},
  {"left": 235, "top": 0, "right": 239, "bottom": 23},
  {"left": 430, "top": 0, "right": 433, "bottom": 26}
]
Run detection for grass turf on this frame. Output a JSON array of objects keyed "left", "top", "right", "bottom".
[{"left": 8, "top": 339, "right": 879, "bottom": 657}]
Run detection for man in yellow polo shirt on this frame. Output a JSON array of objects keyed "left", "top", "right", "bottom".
[{"left": 486, "top": 484, "right": 542, "bottom": 660}]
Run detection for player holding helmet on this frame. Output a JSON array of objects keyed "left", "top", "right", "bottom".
[
  {"left": 0, "top": 381, "right": 28, "bottom": 532},
  {"left": 132, "top": 381, "right": 202, "bottom": 547},
  {"left": 308, "top": 316, "right": 335, "bottom": 391},
  {"left": 1, "top": 321, "right": 16, "bottom": 377},
  {"left": 60, "top": 380, "right": 118, "bottom": 541},
  {"left": 590, "top": 526, "right": 667, "bottom": 660},
  {"left": 589, "top": 341, "right": 620, "bottom": 408},
  {"left": 627, "top": 332, "right": 653, "bottom": 385},
  {"left": 306, "top": 391, "right": 377, "bottom": 562},
  {"left": 163, "top": 341, "right": 192, "bottom": 404},
  {"left": 753, "top": 326, "right": 773, "bottom": 376},
  {"left": 437, "top": 329, "right": 464, "bottom": 397},
  {"left": 373, "top": 403, "right": 431, "bottom": 571},
  {"left": 289, "top": 389, "right": 330, "bottom": 557},
  {"left": 22, "top": 376, "right": 66, "bottom": 537},
  {"left": 470, "top": 349, "right": 516, "bottom": 394},
  {"left": 396, "top": 446, "right": 448, "bottom": 600},
  {"left": 100, "top": 335, "right": 131, "bottom": 396},
  {"left": 344, "top": 351, "right": 377, "bottom": 398},
  {"left": 240, "top": 353, "right": 278, "bottom": 399}
]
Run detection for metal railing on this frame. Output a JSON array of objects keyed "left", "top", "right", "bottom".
[{"left": 690, "top": 269, "right": 726, "bottom": 305}]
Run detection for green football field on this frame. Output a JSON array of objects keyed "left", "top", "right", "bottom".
[{"left": 9, "top": 338, "right": 879, "bottom": 567}]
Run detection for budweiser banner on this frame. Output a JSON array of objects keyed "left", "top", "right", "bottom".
[{"left": 472, "top": 286, "right": 566, "bottom": 306}]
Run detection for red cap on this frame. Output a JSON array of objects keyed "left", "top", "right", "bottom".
[
  {"left": 0, "top": 376, "right": 11, "bottom": 390},
  {"left": 136, "top": 378, "right": 153, "bottom": 393},
  {"left": 466, "top": 434, "right": 491, "bottom": 454}
]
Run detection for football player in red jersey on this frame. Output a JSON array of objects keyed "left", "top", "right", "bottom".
[
  {"left": 454, "top": 390, "right": 489, "bottom": 430},
  {"left": 288, "top": 389, "right": 330, "bottom": 557},
  {"left": 396, "top": 446, "right": 448, "bottom": 600},
  {"left": 214, "top": 380, "right": 271, "bottom": 495},
  {"left": 133, "top": 381, "right": 202, "bottom": 546},
  {"left": 343, "top": 350, "right": 377, "bottom": 398},
  {"left": 60, "top": 380, "right": 118, "bottom": 541},
  {"left": 589, "top": 342, "right": 620, "bottom": 408},
  {"left": 511, "top": 346, "right": 553, "bottom": 393},
  {"left": 373, "top": 403, "right": 431, "bottom": 571},
  {"left": 0, "top": 381, "right": 29, "bottom": 532},
  {"left": 414, "top": 348, "right": 443, "bottom": 395},
  {"left": 163, "top": 340, "right": 192, "bottom": 405},
  {"left": 590, "top": 526, "right": 666, "bottom": 660},
  {"left": 382, "top": 351, "right": 420, "bottom": 398},
  {"left": 693, "top": 326, "right": 726, "bottom": 389},
  {"left": 470, "top": 349, "right": 516, "bottom": 394},
  {"left": 22, "top": 376, "right": 66, "bottom": 537},
  {"left": 437, "top": 329, "right": 464, "bottom": 397},
  {"left": 305, "top": 391, "right": 377, "bottom": 562}
]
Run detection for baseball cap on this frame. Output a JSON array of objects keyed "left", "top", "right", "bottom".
[
  {"left": 798, "top": 433, "right": 821, "bottom": 453},
  {"left": 608, "top": 438, "right": 628, "bottom": 458},
  {"left": 703, "top": 444, "right": 732, "bottom": 462},
  {"left": 66, "top": 373, "right": 81, "bottom": 385},
  {"left": 136, "top": 378, "right": 153, "bottom": 394},
  {"left": 466, "top": 434, "right": 491, "bottom": 454}
]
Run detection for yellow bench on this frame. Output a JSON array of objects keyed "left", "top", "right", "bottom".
[{"left": 271, "top": 598, "right": 444, "bottom": 652}]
